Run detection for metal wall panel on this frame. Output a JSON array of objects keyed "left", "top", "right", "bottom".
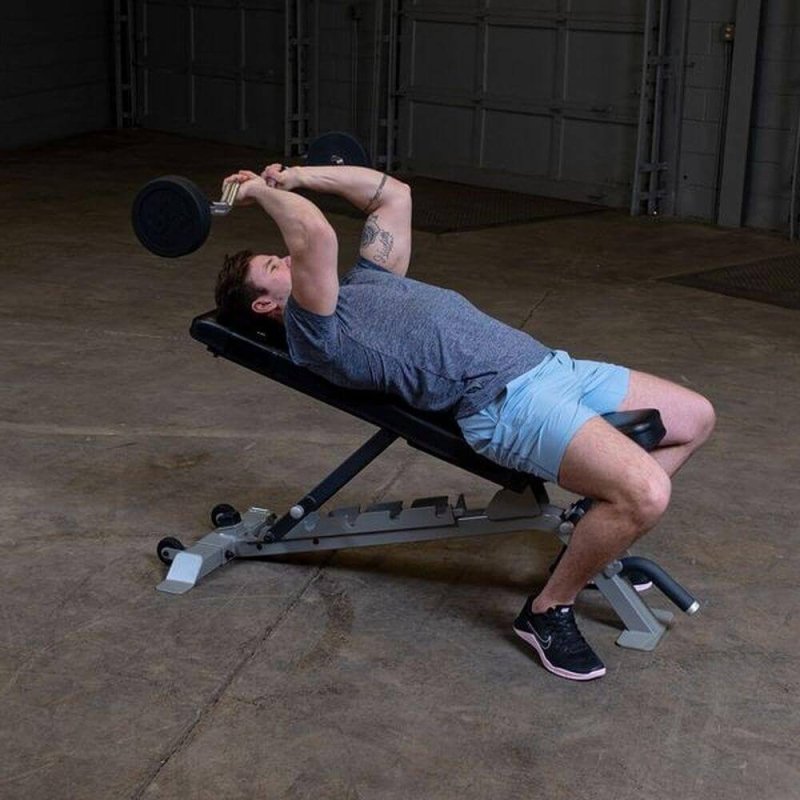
[
  {"left": 145, "top": 3, "right": 188, "bottom": 67},
  {"left": 412, "top": 22, "right": 476, "bottom": 93},
  {"left": 562, "top": 120, "right": 637, "bottom": 185},
  {"left": 569, "top": 0, "right": 641, "bottom": 15},
  {"left": 482, "top": 111, "right": 552, "bottom": 174},
  {"left": 568, "top": 29, "right": 641, "bottom": 106},
  {"left": 136, "top": 0, "right": 284, "bottom": 150},
  {"left": 486, "top": 26, "right": 556, "bottom": 102},
  {"left": 0, "top": 1, "right": 113, "bottom": 148},
  {"left": 398, "top": 0, "right": 646, "bottom": 206},
  {"left": 127, "top": 0, "right": 799, "bottom": 233},
  {"left": 313, "top": 0, "right": 395, "bottom": 164},
  {"left": 317, "top": 0, "right": 358, "bottom": 133},
  {"left": 409, "top": 102, "right": 474, "bottom": 164}
]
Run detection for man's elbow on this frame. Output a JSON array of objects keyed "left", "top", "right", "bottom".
[
  {"left": 290, "top": 217, "right": 337, "bottom": 255},
  {"left": 389, "top": 177, "right": 411, "bottom": 202},
  {"left": 381, "top": 177, "right": 411, "bottom": 212}
]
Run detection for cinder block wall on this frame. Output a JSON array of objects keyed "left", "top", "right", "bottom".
[
  {"left": 0, "top": 0, "right": 113, "bottom": 149},
  {"left": 677, "top": 0, "right": 800, "bottom": 230}
]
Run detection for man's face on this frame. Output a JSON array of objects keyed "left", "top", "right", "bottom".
[{"left": 247, "top": 254, "right": 292, "bottom": 317}]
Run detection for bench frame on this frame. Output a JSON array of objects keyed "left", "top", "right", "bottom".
[{"left": 155, "top": 312, "right": 690, "bottom": 652}]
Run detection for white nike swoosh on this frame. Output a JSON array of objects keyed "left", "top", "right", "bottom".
[{"left": 532, "top": 629, "right": 552, "bottom": 650}]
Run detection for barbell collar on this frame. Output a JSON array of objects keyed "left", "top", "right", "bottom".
[{"left": 210, "top": 201, "right": 233, "bottom": 217}]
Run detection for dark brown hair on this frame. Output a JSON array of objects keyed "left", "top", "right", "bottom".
[
  {"left": 214, "top": 249, "right": 286, "bottom": 345},
  {"left": 215, "top": 249, "right": 261, "bottom": 327}
]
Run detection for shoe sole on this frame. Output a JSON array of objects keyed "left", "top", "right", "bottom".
[{"left": 513, "top": 625, "right": 606, "bottom": 681}]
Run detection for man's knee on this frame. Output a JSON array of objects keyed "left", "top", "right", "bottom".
[
  {"left": 618, "top": 465, "right": 672, "bottom": 530},
  {"left": 695, "top": 395, "right": 716, "bottom": 444}
]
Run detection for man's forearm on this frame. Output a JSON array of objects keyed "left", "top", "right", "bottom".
[{"left": 293, "top": 166, "right": 404, "bottom": 214}]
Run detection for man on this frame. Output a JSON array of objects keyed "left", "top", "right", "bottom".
[{"left": 214, "top": 164, "right": 715, "bottom": 682}]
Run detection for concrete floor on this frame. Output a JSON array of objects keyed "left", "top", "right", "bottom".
[{"left": 1, "top": 131, "right": 798, "bottom": 800}]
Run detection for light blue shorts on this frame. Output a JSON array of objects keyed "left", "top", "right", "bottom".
[{"left": 457, "top": 350, "right": 630, "bottom": 483}]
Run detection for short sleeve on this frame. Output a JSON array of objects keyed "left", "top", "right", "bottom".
[{"left": 284, "top": 295, "right": 341, "bottom": 365}]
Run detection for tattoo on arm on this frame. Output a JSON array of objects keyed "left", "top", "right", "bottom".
[
  {"left": 361, "top": 214, "right": 394, "bottom": 264},
  {"left": 363, "top": 174, "right": 388, "bottom": 214}
]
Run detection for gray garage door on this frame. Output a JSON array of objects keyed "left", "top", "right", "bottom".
[
  {"left": 397, "top": 0, "right": 646, "bottom": 207},
  {"left": 134, "top": 0, "right": 284, "bottom": 150}
]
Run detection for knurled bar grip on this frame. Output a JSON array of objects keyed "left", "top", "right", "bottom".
[
  {"left": 222, "top": 181, "right": 240, "bottom": 207},
  {"left": 211, "top": 181, "right": 241, "bottom": 216}
]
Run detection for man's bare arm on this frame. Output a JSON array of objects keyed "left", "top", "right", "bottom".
[
  {"left": 264, "top": 165, "right": 413, "bottom": 277},
  {"left": 226, "top": 171, "right": 339, "bottom": 315}
]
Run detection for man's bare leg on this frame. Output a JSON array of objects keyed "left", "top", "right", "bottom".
[
  {"left": 514, "top": 371, "right": 714, "bottom": 679},
  {"left": 532, "top": 417, "right": 672, "bottom": 612},
  {"left": 515, "top": 417, "right": 671, "bottom": 679},
  {"left": 535, "top": 372, "right": 715, "bottom": 610},
  {"left": 618, "top": 371, "right": 716, "bottom": 477}
]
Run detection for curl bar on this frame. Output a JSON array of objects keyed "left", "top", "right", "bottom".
[{"left": 131, "top": 131, "right": 369, "bottom": 258}]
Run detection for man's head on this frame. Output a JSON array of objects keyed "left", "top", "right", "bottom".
[{"left": 215, "top": 249, "right": 293, "bottom": 329}]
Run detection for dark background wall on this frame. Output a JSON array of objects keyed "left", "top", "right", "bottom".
[
  {"left": 0, "top": 0, "right": 114, "bottom": 149},
  {"left": 135, "top": 0, "right": 284, "bottom": 150},
  {"left": 396, "top": 0, "right": 647, "bottom": 208},
  {"left": 744, "top": 0, "right": 800, "bottom": 229},
  {"left": 2, "top": 0, "right": 799, "bottom": 234},
  {"left": 676, "top": 0, "right": 800, "bottom": 230},
  {"left": 317, "top": 0, "right": 385, "bottom": 151},
  {"left": 676, "top": 0, "right": 739, "bottom": 221}
]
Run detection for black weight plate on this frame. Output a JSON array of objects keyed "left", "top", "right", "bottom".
[
  {"left": 306, "top": 131, "right": 370, "bottom": 168},
  {"left": 132, "top": 175, "right": 211, "bottom": 258}
]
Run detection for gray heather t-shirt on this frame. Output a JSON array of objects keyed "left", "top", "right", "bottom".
[{"left": 283, "top": 258, "right": 551, "bottom": 419}]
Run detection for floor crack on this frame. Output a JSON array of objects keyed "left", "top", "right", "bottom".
[
  {"left": 128, "top": 565, "right": 329, "bottom": 799},
  {"left": 518, "top": 290, "right": 551, "bottom": 330}
]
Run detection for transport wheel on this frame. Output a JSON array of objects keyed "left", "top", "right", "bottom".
[
  {"left": 157, "top": 536, "right": 185, "bottom": 565},
  {"left": 210, "top": 503, "right": 241, "bottom": 528}
]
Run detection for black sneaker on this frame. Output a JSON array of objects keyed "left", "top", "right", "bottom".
[
  {"left": 513, "top": 599, "right": 606, "bottom": 681},
  {"left": 549, "top": 546, "right": 653, "bottom": 593}
]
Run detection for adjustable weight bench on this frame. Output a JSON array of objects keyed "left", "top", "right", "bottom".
[{"left": 155, "top": 310, "right": 700, "bottom": 652}]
